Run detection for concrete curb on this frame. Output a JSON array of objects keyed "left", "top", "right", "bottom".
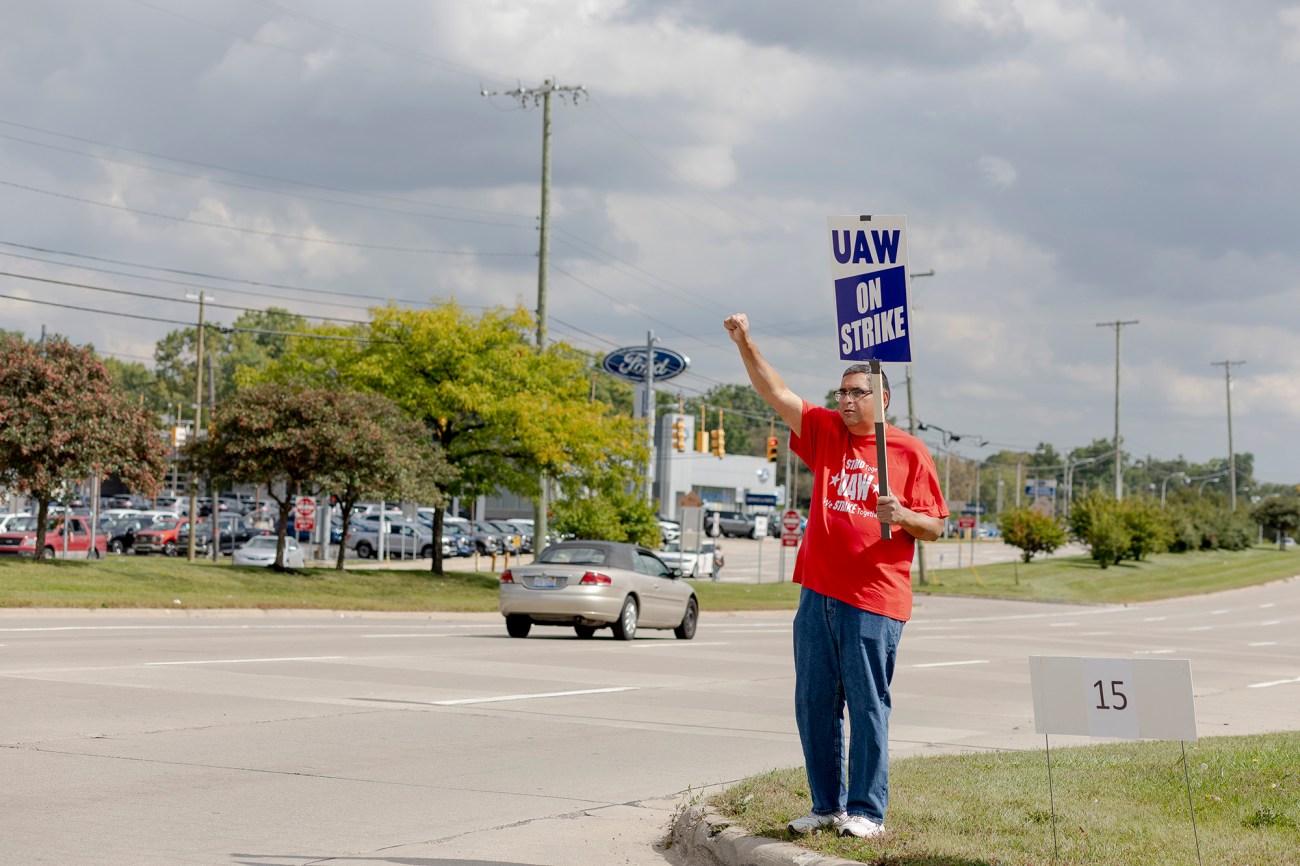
[{"left": 671, "top": 805, "right": 859, "bottom": 866}]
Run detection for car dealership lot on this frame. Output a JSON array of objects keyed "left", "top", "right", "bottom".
[{"left": 2, "top": 576, "right": 1296, "bottom": 864}]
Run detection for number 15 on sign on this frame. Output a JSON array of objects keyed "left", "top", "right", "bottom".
[{"left": 1030, "top": 656, "right": 1197, "bottom": 742}]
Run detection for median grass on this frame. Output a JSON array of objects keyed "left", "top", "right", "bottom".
[
  {"left": 0, "top": 545, "right": 1295, "bottom": 610},
  {"left": 917, "top": 545, "right": 1299, "bottom": 604},
  {"left": 707, "top": 731, "right": 1300, "bottom": 865}
]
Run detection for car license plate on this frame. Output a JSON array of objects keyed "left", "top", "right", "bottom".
[{"left": 532, "top": 575, "right": 557, "bottom": 589}]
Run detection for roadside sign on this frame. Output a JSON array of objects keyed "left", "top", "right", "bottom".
[
  {"left": 782, "top": 532, "right": 799, "bottom": 547},
  {"left": 753, "top": 515, "right": 769, "bottom": 538},
  {"left": 781, "top": 509, "right": 802, "bottom": 533},
  {"left": 294, "top": 496, "right": 316, "bottom": 532},
  {"left": 958, "top": 515, "right": 976, "bottom": 529},
  {"left": 827, "top": 214, "right": 913, "bottom": 363}
]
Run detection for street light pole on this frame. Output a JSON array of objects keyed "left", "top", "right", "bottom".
[
  {"left": 185, "top": 292, "right": 207, "bottom": 562},
  {"left": 1160, "top": 471, "right": 1188, "bottom": 505},
  {"left": 1097, "top": 320, "right": 1138, "bottom": 500}
]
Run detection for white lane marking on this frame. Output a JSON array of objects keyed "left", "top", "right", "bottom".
[
  {"left": 0, "top": 623, "right": 498, "bottom": 633},
  {"left": 1143, "top": 617, "right": 1166, "bottom": 622},
  {"left": 632, "top": 641, "right": 729, "bottom": 648},
  {"left": 1249, "top": 642, "right": 1278, "bottom": 647},
  {"left": 1260, "top": 621, "right": 1281, "bottom": 626},
  {"left": 1260, "top": 603, "right": 1276, "bottom": 609},
  {"left": 1248, "top": 676, "right": 1300, "bottom": 689},
  {"left": 912, "top": 660, "right": 989, "bottom": 669},
  {"left": 1133, "top": 649, "right": 1175, "bottom": 655},
  {"left": 363, "top": 634, "right": 453, "bottom": 638},
  {"left": 1187, "top": 626, "right": 1214, "bottom": 632},
  {"left": 1049, "top": 623, "right": 1078, "bottom": 628},
  {"left": 144, "top": 656, "right": 344, "bottom": 666},
  {"left": 1079, "top": 632, "right": 1113, "bottom": 637},
  {"left": 431, "top": 686, "right": 638, "bottom": 706},
  {"left": 1211, "top": 610, "right": 1229, "bottom": 615}
]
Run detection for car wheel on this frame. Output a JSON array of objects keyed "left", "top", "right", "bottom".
[
  {"left": 674, "top": 597, "right": 699, "bottom": 640},
  {"left": 44, "top": 546, "right": 56, "bottom": 559},
  {"left": 420, "top": 544, "right": 434, "bottom": 559},
  {"left": 108, "top": 539, "right": 123, "bottom": 554},
  {"left": 574, "top": 625, "right": 598, "bottom": 639},
  {"left": 610, "top": 596, "right": 639, "bottom": 641},
  {"left": 505, "top": 615, "right": 532, "bottom": 638},
  {"left": 356, "top": 541, "right": 374, "bottom": 559},
  {"left": 163, "top": 540, "right": 177, "bottom": 556}
]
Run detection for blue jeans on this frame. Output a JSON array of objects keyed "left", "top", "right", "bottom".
[{"left": 793, "top": 587, "right": 904, "bottom": 822}]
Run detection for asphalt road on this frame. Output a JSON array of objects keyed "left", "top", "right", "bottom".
[{"left": 2, "top": 574, "right": 1297, "bottom": 865}]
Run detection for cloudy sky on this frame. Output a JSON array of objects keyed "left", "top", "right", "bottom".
[{"left": 3, "top": 0, "right": 1298, "bottom": 485}]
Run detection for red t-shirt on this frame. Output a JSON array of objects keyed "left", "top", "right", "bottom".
[{"left": 789, "top": 402, "right": 948, "bottom": 621}]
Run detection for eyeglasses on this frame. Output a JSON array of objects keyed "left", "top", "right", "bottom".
[{"left": 833, "top": 388, "right": 872, "bottom": 402}]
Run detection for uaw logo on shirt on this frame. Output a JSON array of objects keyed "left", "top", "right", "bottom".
[{"left": 826, "top": 456, "right": 880, "bottom": 517}]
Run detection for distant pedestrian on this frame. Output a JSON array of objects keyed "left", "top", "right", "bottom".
[{"left": 724, "top": 312, "right": 948, "bottom": 839}]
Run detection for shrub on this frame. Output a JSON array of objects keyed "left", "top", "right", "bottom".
[
  {"left": 1069, "top": 492, "right": 1133, "bottom": 569},
  {"left": 998, "top": 506, "right": 1067, "bottom": 562},
  {"left": 1121, "top": 497, "right": 1172, "bottom": 560}
]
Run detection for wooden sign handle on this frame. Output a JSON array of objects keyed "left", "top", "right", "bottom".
[{"left": 869, "top": 359, "right": 891, "bottom": 540}]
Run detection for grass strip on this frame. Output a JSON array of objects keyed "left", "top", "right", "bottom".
[
  {"left": 0, "top": 546, "right": 1294, "bottom": 611},
  {"left": 708, "top": 731, "right": 1300, "bottom": 865},
  {"left": 917, "top": 546, "right": 1299, "bottom": 604}
]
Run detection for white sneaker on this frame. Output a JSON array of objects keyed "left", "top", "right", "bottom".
[
  {"left": 786, "top": 810, "right": 846, "bottom": 835},
  {"left": 838, "top": 815, "right": 885, "bottom": 838}
]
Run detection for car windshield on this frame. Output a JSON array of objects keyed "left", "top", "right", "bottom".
[
  {"left": 5, "top": 517, "right": 40, "bottom": 532},
  {"left": 539, "top": 546, "right": 608, "bottom": 566},
  {"left": 153, "top": 519, "right": 183, "bottom": 530},
  {"left": 245, "top": 537, "right": 277, "bottom": 549}
]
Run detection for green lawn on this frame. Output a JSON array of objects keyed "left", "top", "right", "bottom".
[
  {"left": 916, "top": 545, "right": 1299, "bottom": 604},
  {"left": 0, "top": 546, "right": 1295, "bottom": 611},
  {"left": 707, "top": 732, "right": 1300, "bottom": 865}
]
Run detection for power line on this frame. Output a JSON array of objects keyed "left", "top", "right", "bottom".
[{"left": 0, "top": 178, "right": 534, "bottom": 257}]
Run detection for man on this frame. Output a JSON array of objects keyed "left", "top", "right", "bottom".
[{"left": 724, "top": 312, "right": 947, "bottom": 839}]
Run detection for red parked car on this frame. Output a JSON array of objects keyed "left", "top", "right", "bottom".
[{"left": 0, "top": 515, "right": 107, "bottom": 559}]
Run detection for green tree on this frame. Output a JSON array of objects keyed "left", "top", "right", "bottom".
[
  {"left": 252, "top": 302, "right": 649, "bottom": 573},
  {"left": 549, "top": 465, "right": 661, "bottom": 547},
  {"left": 153, "top": 308, "right": 310, "bottom": 407},
  {"left": 187, "top": 383, "right": 447, "bottom": 569},
  {"left": 314, "top": 391, "right": 456, "bottom": 571},
  {"left": 998, "top": 506, "right": 1067, "bottom": 562},
  {"left": 1251, "top": 495, "right": 1300, "bottom": 550},
  {"left": 0, "top": 335, "right": 167, "bottom": 558}
]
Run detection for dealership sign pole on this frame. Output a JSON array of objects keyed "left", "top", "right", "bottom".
[{"left": 828, "top": 215, "right": 914, "bottom": 540}]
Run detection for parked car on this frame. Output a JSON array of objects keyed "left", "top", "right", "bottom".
[
  {"left": 191, "top": 515, "right": 266, "bottom": 555},
  {"left": 0, "top": 512, "right": 32, "bottom": 533},
  {"left": 104, "top": 516, "right": 150, "bottom": 554},
  {"left": 482, "top": 520, "right": 524, "bottom": 555},
  {"left": 134, "top": 518, "right": 202, "bottom": 556},
  {"left": 657, "top": 516, "right": 681, "bottom": 544},
  {"left": 657, "top": 540, "right": 723, "bottom": 579},
  {"left": 0, "top": 515, "right": 107, "bottom": 559},
  {"left": 444, "top": 516, "right": 499, "bottom": 554},
  {"left": 346, "top": 518, "right": 438, "bottom": 560},
  {"left": 233, "top": 535, "right": 305, "bottom": 569},
  {"left": 704, "top": 510, "right": 758, "bottom": 538},
  {"left": 498, "top": 540, "right": 698, "bottom": 641}
]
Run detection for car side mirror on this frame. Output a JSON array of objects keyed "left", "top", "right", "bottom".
[{"left": 669, "top": 567, "right": 683, "bottom": 578}]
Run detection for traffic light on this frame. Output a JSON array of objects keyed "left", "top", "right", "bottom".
[
  {"left": 671, "top": 417, "right": 687, "bottom": 452},
  {"left": 710, "top": 428, "right": 725, "bottom": 458},
  {"left": 766, "top": 435, "right": 779, "bottom": 462}
]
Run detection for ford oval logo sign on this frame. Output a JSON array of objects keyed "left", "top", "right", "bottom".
[{"left": 601, "top": 347, "right": 690, "bottom": 383}]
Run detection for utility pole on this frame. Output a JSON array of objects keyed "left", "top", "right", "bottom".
[
  {"left": 1096, "top": 320, "right": 1138, "bottom": 500},
  {"left": 484, "top": 78, "right": 586, "bottom": 555},
  {"left": 186, "top": 292, "right": 207, "bottom": 561},
  {"left": 1212, "top": 360, "right": 1245, "bottom": 510}
]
